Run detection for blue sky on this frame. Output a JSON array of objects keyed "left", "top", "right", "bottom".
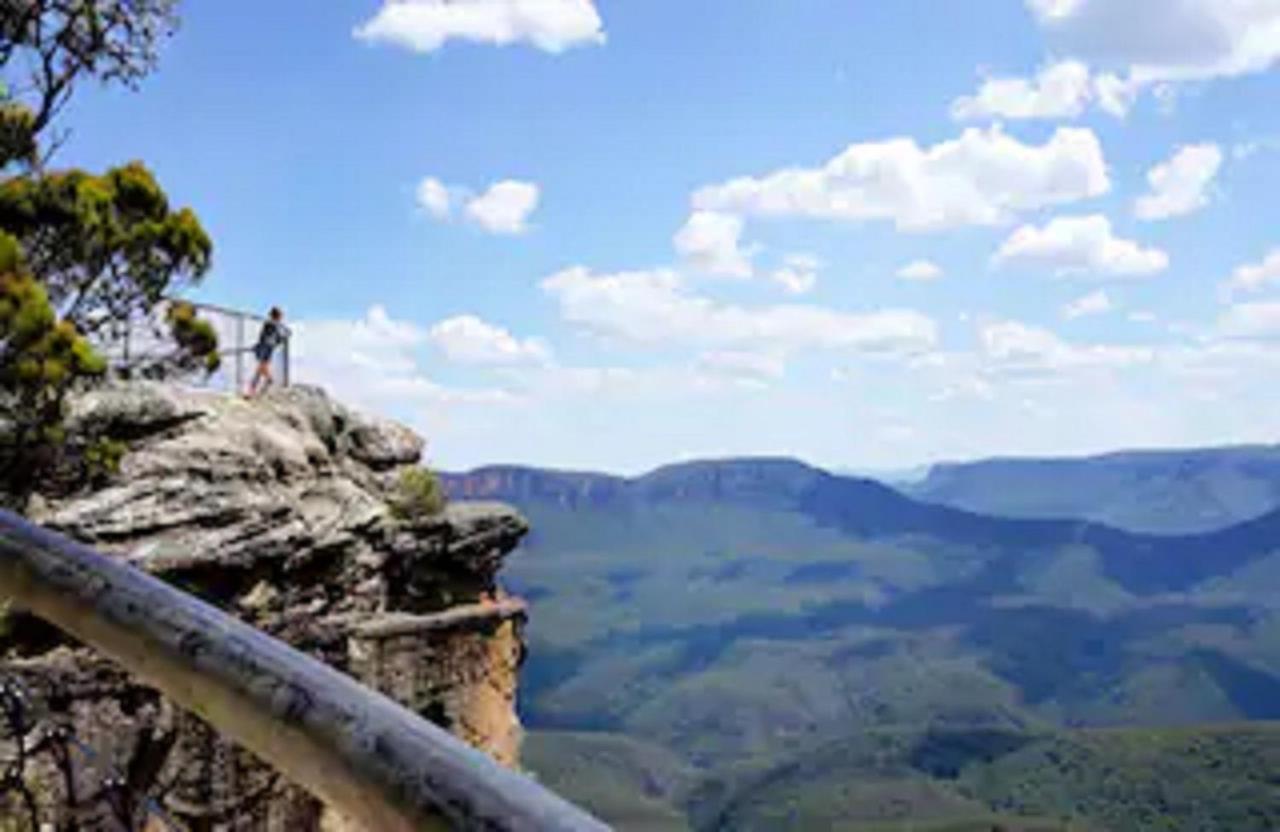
[{"left": 52, "top": 0, "right": 1280, "bottom": 473}]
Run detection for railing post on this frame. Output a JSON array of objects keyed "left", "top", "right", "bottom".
[{"left": 235, "top": 314, "right": 245, "bottom": 393}]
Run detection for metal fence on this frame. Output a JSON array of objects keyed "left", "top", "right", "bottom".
[{"left": 96, "top": 300, "right": 291, "bottom": 394}]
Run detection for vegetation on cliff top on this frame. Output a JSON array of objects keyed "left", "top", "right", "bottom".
[
  {"left": 0, "top": 0, "right": 217, "bottom": 500},
  {"left": 391, "top": 466, "right": 449, "bottom": 522}
]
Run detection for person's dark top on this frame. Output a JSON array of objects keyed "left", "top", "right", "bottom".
[{"left": 255, "top": 319, "right": 287, "bottom": 362}]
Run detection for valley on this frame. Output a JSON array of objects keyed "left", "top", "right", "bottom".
[{"left": 445, "top": 456, "right": 1280, "bottom": 830}]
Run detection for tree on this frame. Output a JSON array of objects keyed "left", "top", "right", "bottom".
[
  {"left": 0, "top": 160, "right": 216, "bottom": 359},
  {"left": 0, "top": 1, "right": 217, "bottom": 500},
  {"left": 1, "top": 0, "right": 179, "bottom": 159},
  {"left": 0, "top": 228, "right": 105, "bottom": 496}
]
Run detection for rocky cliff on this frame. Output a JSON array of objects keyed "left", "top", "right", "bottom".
[{"left": 1, "top": 382, "right": 531, "bottom": 829}]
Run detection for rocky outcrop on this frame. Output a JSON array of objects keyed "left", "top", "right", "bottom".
[{"left": 2, "top": 382, "right": 531, "bottom": 829}]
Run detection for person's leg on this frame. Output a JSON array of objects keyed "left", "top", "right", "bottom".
[
  {"left": 258, "top": 361, "right": 274, "bottom": 393},
  {"left": 246, "top": 361, "right": 269, "bottom": 397}
]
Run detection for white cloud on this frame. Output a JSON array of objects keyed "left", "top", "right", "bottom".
[
  {"left": 416, "top": 177, "right": 454, "bottom": 219},
  {"left": 951, "top": 60, "right": 1095, "bottom": 120},
  {"left": 1220, "top": 301, "right": 1280, "bottom": 339},
  {"left": 354, "top": 0, "right": 605, "bottom": 54},
  {"left": 428, "top": 315, "right": 551, "bottom": 365},
  {"left": 416, "top": 176, "right": 541, "bottom": 234},
  {"left": 540, "top": 266, "right": 938, "bottom": 355},
  {"left": 1026, "top": 0, "right": 1280, "bottom": 90},
  {"left": 980, "top": 319, "right": 1154, "bottom": 375},
  {"left": 692, "top": 126, "right": 1110, "bottom": 232},
  {"left": 770, "top": 254, "right": 820, "bottom": 294},
  {"left": 1233, "top": 136, "right": 1280, "bottom": 160},
  {"left": 994, "top": 214, "right": 1169, "bottom": 278},
  {"left": 1062, "top": 289, "right": 1114, "bottom": 319},
  {"left": 696, "top": 350, "right": 786, "bottom": 384},
  {"left": 1223, "top": 249, "right": 1280, "bottom": 296},
  {"left": 951, "top": 61, "right": 1147, "bottom": 121},
  {"left": 291, "top": 306, "right": 517, "bottom": 417},
  {"left": 1092, "top": 71, "right": 1143, "bottom": 116},
  {"left": 1134, "top": 143, "right": 1223, "bottom": 220},
  {"left": 674, "top": 211, "right": 756, "bottom": 278},
  {"left": 464, "top": 180, "right": 540, "bottom": 235},
  {"left": 897, "top": 260, "right": 944, "bottom": 282}
]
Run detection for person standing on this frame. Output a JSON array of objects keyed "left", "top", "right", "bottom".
[{"left": 245, "top": 306, "right": 287, "bottom": 398}]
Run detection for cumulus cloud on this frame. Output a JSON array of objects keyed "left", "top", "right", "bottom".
[
  {"left": 464, "top": 180, "right": 541, "bottom": 234},
  {"left": 1062, "top": 289, "right": 1114, "bottom": 319},
  {"left": 1134, "top": 143, "right": 1223, "bottom": 220},
  {"left": 951, "top": 60, "right": 1095, "bottom": 120},
  {"left": 1026, "top": 0, "right": 1280, "bottom": 90},
  {"left": 674, "top": 211, "right": 756, "bottom": 278},
  {"left": 770, "top": 255, "right": 820, "bottom": 294},
  {"left": 540, "top": 266, "right": 938, "bottom": 355},
  {"left": 951, "top": 60, "right": 1144, "bottom": 120},
  {"left": 417, "top": 176, "right": 540, "bottom": 235},
  {"left": 1224, "top": 249, "right": 1280, "bottom": 296},
  {"left": 692, "top": 126, "right": 1110, "bottom": 232},
  {"left": 428, "top": 315, "right": 551, "bottom": 365},
  {"left": 981, "top": 319, "right": 1154, "bottom": 376},
  {"left": 897, "top": 260, "right": 944, "bottom": 282},
  {"left": 994, "top": 214, "right": 1169, "bottom": 278},
  {"left": 1220, "top": 301, "right": 1280, "bottom": 339},
  {"left": 291, "top": 306, "right": 516, "bottom": 416},
  {"left": 416, "top": 177, "right": 453, "bottom": 219},
  {"left": 354, "top": 0, "right": 605, "bottom": 54}
]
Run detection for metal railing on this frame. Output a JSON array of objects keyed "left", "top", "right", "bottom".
[
  {"left": 97, "top": 299, "right": 291, "bottom": 394},
  {"left": 0, "top": 510, "right": 610, "bottom": 831}
]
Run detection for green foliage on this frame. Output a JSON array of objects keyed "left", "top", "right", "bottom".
[
  {"left": 527, "top": 721, "right": 1280, "bottom": 831},
  {"left": 0, "top": 162, "right": 212, "bottom": 337},
  {"left": 479, "top": 467, "right": 1280, "bottom": 830},
  {"left": 165, "top": 300, "right": 220, "bottom": 374},
  {"left": 391, "top": 467, "right": 447, "bottom": 522},
  {"left": 960, "top": 725, "right": 1280, "bottom": 832},
  {"left": 523, "top": 731, "right": 696, "bottom": 831},
  {"left": 0, "top": 0, "right": 179, "bottom": 145},
  {"left": 0, "top": 2, "right": 214, "bottom": 496},
  {"left": 0, "top": 236, "right": 107, "bottom": 493},
  {"left": 0, "top": 102, "right": 36, "bottom": 168},
  {"left": 82, "top": 436, "right": 125, "bottom": 483}
]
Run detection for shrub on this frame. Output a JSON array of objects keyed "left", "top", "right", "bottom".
[
  {"left": 83, "top": 437, "right": 127, "bottom": 484},
  {"left": 391, "top": 467, "right": 447, "bottom": 523}
]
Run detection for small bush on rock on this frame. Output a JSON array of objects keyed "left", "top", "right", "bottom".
[{"left": 391, "top": 467, "right": 446, "bottom": 523}]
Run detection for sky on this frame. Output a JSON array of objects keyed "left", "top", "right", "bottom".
[{"left": 50, "top": 0, "right": 1280, "bottom": 474}]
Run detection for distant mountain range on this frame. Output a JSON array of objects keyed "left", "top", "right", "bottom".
[
  {"left": 906, "top": 445, "right": 1280, "bottom": 534},
  {"left": 441, "top": 454, "right": 1280, "bottom": 830}
]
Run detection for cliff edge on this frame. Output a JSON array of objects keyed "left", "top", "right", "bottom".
[{"left": 3, "top": 382, "right": 531, "bottom": 829}]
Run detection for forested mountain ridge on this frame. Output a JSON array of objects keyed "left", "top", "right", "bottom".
[
  {"left": 444, "top": 456, "right": 1280, "bottom": 830},
  {"left": 907, "top": 446, "right": 1280, "bottom": 534}
]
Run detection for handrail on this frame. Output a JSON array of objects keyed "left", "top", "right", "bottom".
[
  {"left": 0, "top": 510, "right": 610, "bottom": 832},
  {"left": 104, "top": 298, "right": 293, "bottom": 392}
]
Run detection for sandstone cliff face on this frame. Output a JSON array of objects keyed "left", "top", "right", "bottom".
[{"left": 2, "top": 382, "right": 530, "bottom": 829}]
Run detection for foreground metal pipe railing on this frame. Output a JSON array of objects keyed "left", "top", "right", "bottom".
[{"left": 0, "top": 510, "right": 609, "bottom": 832}]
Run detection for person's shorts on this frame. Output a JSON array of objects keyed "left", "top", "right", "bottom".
[{"left": 254, "top": 344, "right": 274, "bottom": 364}]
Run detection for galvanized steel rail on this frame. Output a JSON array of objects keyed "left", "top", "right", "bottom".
[{"left": 0, "top": 510, "right": 610, "bottom": 832}]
